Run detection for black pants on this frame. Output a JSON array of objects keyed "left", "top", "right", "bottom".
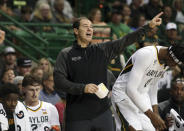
[{"left": 66, "top": 109, "right": 114, "bottom": 131}]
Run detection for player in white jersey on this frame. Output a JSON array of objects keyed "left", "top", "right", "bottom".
[
  {"left": 112, "top": 44, "right": 184, "bottom": 131},
  {"left": 22, "top": 74, "right": 60, "bottom": 131}
]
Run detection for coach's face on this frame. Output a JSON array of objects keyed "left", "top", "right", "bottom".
[{"left": 75, "top": 19, "right": 93, "bottom": 44}]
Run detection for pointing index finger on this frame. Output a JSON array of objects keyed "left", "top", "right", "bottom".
[{"left": 154, "top": 12, "right": 163, "bottom": 19}]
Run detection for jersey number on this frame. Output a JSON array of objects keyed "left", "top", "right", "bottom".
[{"left": 31, "top": 124, "right": 38, "bottom": 131}]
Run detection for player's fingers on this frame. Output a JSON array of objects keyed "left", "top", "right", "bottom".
[{"left": 162, "top": 122, "right": 167, "bottom": 130}]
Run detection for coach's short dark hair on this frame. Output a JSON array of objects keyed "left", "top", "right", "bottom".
[
  {"left": 0, "top": 83, "right": 19, "bottom": 98},
  {"left": 22, "top": 74, "right": 42, "bottom": 87},
  {"left": 72, "top": 17, "right": 89, "bottom": 29}
]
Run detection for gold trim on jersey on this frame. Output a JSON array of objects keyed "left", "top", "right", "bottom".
[
  {"left": 154, "top": 45, "right": 163, "bottom": 66},
  {"left": 108, "top": 67, "right": 121, "bottom": 72},
  {"left": 26, "top": 101, "right": 43, "bottom": 112},
  {"left": 122, "top": 64, "right": 133, "bottom": 71},
  {"left": 120, "top": 58, "right": 133, "bottom": 76},
  {"left": 115, "top": 103, "right": 126, "bottom": 131}
]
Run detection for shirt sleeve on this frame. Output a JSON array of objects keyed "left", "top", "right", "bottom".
[
  {"left": 148, "top": 81, "right": 158, "bottom": 106},
  {"left": 126, "top": 48, "right": 153, "bottom": 112},
  {"left": 50, "top": 104, "right": 60, "bottom": 126},
  {"left": 54, "top": 50, "right": 85, "bottom": 96},
  {"left": 98, "top": 24, "right": 152, "bottom": 61}
]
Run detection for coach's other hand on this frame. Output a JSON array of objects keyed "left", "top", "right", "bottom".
[
  {"left": 84, "top": 84, "right": 98, "bottom": 94},
  {"left": 145, "top": 109, "right": 166, "bottom": 130},
  {"left": 149, "top": 12, "right": 163, "bottom": 28}
]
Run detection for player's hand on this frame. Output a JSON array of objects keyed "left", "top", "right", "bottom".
[
  {"left": 84, "top": 84, "right": 98, "bottom": 94},
  {"left": 0, "top": 30, "right": 5, "bottom": 44},
  {"left": 165, "top": 115, "right": 174, "bottom": 127},
  {"left": 145, "top": 109, "right": 166, "bottom": 130},
  {"left": 149, "top": 12, "right": 163, "bottom": 28}
]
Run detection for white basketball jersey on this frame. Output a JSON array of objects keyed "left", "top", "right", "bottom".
[
  {"left": 25, "top": 101, "right": 60, "bottom": 131},
  {"left": 112, "top": 46, "right": 167, "bottom": 112}
]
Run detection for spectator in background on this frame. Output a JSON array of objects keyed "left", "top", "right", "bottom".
[
  {"left": 142, "top": 0, "right": 162, "bottom": 20},
  {"left": 31, "top": 66, "right": 44, "bottom": 80},
  {"left": 160, "top": 22, "right": 182, "bottom": 46},
  {"left": 157, "top": 66, "right": 182, "bottom": 103},
  {"left": 31, "top": 1, "right": 54, "bottom": 32},
  {"left": 19, "top": 6, "right": 33, "bottom": 22},
  {"left": 50, "top": 0, "right": 74, "bottom": 20},
  {"left": 162, "top": 6, "right": 174, "bottom": 25},
  {"left": 0, "top": 83, "right": 30, "bottom": 131},
  {"left": 172, "top": 0, "right": 184, "bottom": 38},
  {"left": 121, "top": 4, "right": 132, "bottom": 25},
  {"left": 26, "top": 0, "right": 38, "bottom": 9},
  {"left": 0, "top": 46, "right": 17, "bottom": 79},
  {"left": 61, "top": 0, "right": 74, "bottom": 21},
  {"left": 52, "top": 0, "right": 72, "bottom": 23},
  {"left": 0, "top": 69, "right": 15, "bottom": 86},
  {"left": 130, "top": 14, "right": 146, "bottom": 31},
  {"left": 159, "top": 75, "right": 184, "bottom": 131},
  {"left": 88, "top": 8, "right": 111, "bottom": 44},
  {"left": 39, "top": 72, "right": 61, "bottom": 105},
  {"left": 111, "top": 0, "right": 124, "bottom": 11},
  {"left": 0, "top": 0, "right": 15, "bottom": 21},
  {"left": 38, "top": 0, "right": 54, "bottom": 6},
  {"left": 3, "top": 47, "right": 17, "bottom": 69},
  {"left": 0, "top": 0, "right": 20, "bottom": 31},
  {"left": 17, "top": 57, "right": 32, "bottom": 76},
  {"left": 22, "top": 74, "right": 60, "bottom": 131},
  {"left": 109, "top": 10, "right": 132, "bottom": 39},
  {"left": 38, "top": 58, "right": 53, "bottom": 74},
  {"left": 13, "top": 75, "right": 24, "bottom": 100},
  {"left": 172, "top": 0, "right": 184, "bottom": 24},
  {"left": 129, "top": 0, "right": 143, "bottom": 17}
]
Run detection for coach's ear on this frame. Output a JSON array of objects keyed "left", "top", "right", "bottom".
[{"left": 73, "top": 28, "right": 79, "bottom": 36}]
